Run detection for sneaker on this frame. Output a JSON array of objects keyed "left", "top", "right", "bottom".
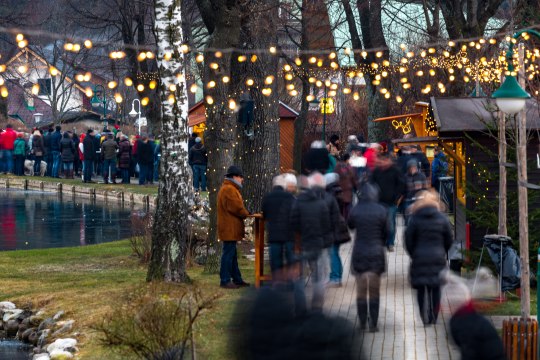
[
  {"left": 234, "top": 281, "right": 250, "bottom": 287},
  {"left": 220, "top": 283, "right": 240, "bottom": 289},
  {"left": 387, "top": 246, "right": 395, "bottom": 252}
]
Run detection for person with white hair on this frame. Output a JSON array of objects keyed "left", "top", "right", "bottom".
[
  {"left": 290, "top": 171, "right": 332, "bottom": 313},
  {"left": 262, "top": 174, "right": 297, "bottom": 277},
  {"left": 282, "top": 172, "right": 298, "bottom": 194},
  {"left": 303, "top": 140, "right": 330, "bottom": 174}
]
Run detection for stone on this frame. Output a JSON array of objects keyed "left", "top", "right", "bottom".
[
  {"left": 0, "top": 301, "right": 16, "bottom": 311},
  {"left": 52, "top": 320, "right": 74, "bottom": 336},
  {"left": 52, "top": 311, "right": 65, "bottom": 321},
  {"left": 29, "top": 315, "right": 44, "bottom": 327},
  {"left": 38, "top": 318, "right": 55, "bottom": 332},
  {"left": 3, "top": 309, "right": 23, "bottom": 321},
  {"left": 6, "top": 319, "right": 20, "bottom": 336},
  {"left": 37, "top": 329, "right": 50, "bottom": 347},
  {"left": 32, "top": 354, "right": 51, "bottom": 360},
  {"left": 21, "top": 327, "right": 34, "bottom": 341},
  {"left": 49, "top": 349, "right": 74, "bottom": 360},
  {"left": 46, "top": 338, "right": 77, "bottom": 354},
  {"left": 28, "top": 330, "right": 39, "bottom": 345},
  {"left": 0, "top": 330, "right": 6, "bottom": 338},
  {"left": 18, "top": 320, "right": 29, "bottom": 333}
]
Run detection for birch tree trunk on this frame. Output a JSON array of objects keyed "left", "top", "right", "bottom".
[{"left": 147, "top": 0, "right": 190, "bottom": 282}]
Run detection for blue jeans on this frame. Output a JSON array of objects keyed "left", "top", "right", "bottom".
[
  {"left": 52, "top": 151, "right": 61, "bottom": 177},
  {"left": 121, "top": 168, "right": 130, "bottom": 183},
  {"left": 192, "top": 164, "right": 207, "bottom": 191},
  {"left": 63, "top": 162, "right": 73, "bottom": 172},
  {"left": 220, "top": 241, "right": 243, "bottom": 286},
  {"left": 103, "top": 159, "right": 116, "bottom": 181},
  {"left": 34, "top": 156, "right": 43, "bottom": 175},
  {"left": 269, "top": 242, "right": 294, "bottom": 276},
  {"left": 83, "top": 159, "right": 93, "bottom": 181},
  {"left": 386, "top": 205, "right": 398, "bottom": 247},
  {"left": 2, "top": 150, "right": 13, "bottom": 173},
  {"left": 153, "top": 160, "right": 160, "bottom": 182},
  {"left": 46, "top": 153, "right": 53, "bottom": 176},
  {"left": 329, "top": 244, "right": 343, "bottom": 283},
  {"left": 138, "top": 164, "right": 149, "bottom": 185}
]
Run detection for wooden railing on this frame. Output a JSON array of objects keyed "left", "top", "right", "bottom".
[{"left": 503, "top": 318, "right": 538, "bottom": 360}]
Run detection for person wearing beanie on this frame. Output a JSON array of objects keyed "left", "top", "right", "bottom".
[
  {"left": 403, "top": 159, "right": 427, "bottom": 222},
  {"left": 217, "top": 165, "right": 250, "bottom": 289}
]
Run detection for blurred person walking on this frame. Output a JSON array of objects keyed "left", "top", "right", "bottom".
[
  {"left": 262, "top": 174, "right": 297, "bottom": 277},
  {"left": 334, "top": 155, "right": 357, "bottom": 219},
  {"left": 290, "top": 172, "right": 331, "bottom": 313},
  {"left": 50, "top": 125, "right": 62, "bottom": 178},
  {"left": 1, "top": 124, "right": 17, "bottom": 174},
  {"left": 431, "top": 147, "right": 448, "bottom": 191},
  {"left": 217, "top": 165, "right": 251, "bottom": 289},
  {"left": 101, "top": 133, "right": 119, "bottom": 184},
  {"left": 348, "top": 183, "right": 388, "bottom": 332},
  {"left": 403, "top": 160, "right": 427, "bottom": 221},
  {"left": 137, "top": 135, "right": 154, "bottom": 185},
  {"left": 118, "top": 135, "right": 132, "bottom": 184},
  {"left": 82, "top": 129, "right": 95, "bottom": 183},
  {"left": 31, "top": 129, "right": 44, "bottom": 176},
  {"left": 13, "top": 133, "right": 27, "bottom": 176},
  {"left": 405, "top": 190, "right": 453, "bottom": 325}
]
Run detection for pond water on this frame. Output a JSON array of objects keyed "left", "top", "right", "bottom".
[
  {"left": 0, "top": 340, "right": 32, "bottom": 360},
  {"left": 0, "top": 189, "right": 146, "bottom": 251}
]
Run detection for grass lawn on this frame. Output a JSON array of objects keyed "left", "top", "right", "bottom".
[
  {"left": 478, "top": 290, "right": 538, "bottom": 316},
  {"left": 0, "top": 240, "right": 250, "bottom": 359}
]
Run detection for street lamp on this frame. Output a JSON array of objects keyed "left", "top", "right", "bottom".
[
  {"left": 129, "top": 98, "right": 142, "bottom": 135},
  {"left": 491, "top": 29, "right": 540, "bottom": 323},
  {"left": 91, "top": 84, "right": 107, "bottom": 128}
]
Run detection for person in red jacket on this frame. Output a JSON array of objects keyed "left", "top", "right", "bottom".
[{"left": 1, "top": 124, "right": 17, "bottom": 174}]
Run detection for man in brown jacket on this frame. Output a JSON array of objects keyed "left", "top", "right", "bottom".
[{"left": 218, "top": 165, "right": 251, "bottom": 289}]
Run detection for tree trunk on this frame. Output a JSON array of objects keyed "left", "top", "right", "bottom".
[
  {"left": 236, "top": 0, "right": 280, "bottom": 212},
  {"left": 147, "top": 0, "right": 190, "bottom": 283},
  {"left": 293, "top": 76, "right": 310, "bottom": 173}
]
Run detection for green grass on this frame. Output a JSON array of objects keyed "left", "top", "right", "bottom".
[
  {"left": 478, "top": 290, "right": 538, "bottom": 316},
  {"left": 0, "top": 240, "right": 250, "bottom": 359}
]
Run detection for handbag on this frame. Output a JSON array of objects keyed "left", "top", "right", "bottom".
[{"left": 335, "top": 215, "right": 351, "bottom": 244}]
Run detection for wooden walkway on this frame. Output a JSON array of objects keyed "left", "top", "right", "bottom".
[{"left": 323, "top": 219, "right": 460, "bottom": 359}]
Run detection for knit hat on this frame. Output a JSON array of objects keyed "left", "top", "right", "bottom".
[
  {"left": 407, "top": 159, "right": 418, "bottom": 169},
  {"left": 226, "top": 165, "right": 244, "bottom": 178},
  {"left": 195, "top": 137, "right": 201, "bottom": 143}
]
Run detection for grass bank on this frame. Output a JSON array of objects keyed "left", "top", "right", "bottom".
[{"left": 0, "top": 240, "right": 250, "bottom": 359}]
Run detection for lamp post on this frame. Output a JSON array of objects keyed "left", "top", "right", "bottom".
[
  {"left": 129, "top": 99, "right": 142, "bottom": 135},
  {"left": 491, "top": 29, "right": 540, "bottom": 321},
  {"left": 91, "top": 84, "right": 107, "bottom": 128}
]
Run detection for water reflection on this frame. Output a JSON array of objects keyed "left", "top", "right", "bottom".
[
  {"left": 0, "top": 340, "right": 32, "bottom": 359},
  {"left": 0, "top": 190, "right": 146, "bottom": 251}
]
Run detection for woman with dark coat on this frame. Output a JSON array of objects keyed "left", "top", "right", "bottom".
[
  {"left": 118, "top": 135, "right": 132, "bottom": 184},
  {"left": 348, "top": 183, "right": 388, "bottom": 332},
  {"left": 405, "top": 189, "right": 453, "bottom": 325},
  {"left": 31, "top": 130, "right": 45, "bottom": 176},
  {"left": 60, "top": 132, "right": 75, "bottom": 178}
]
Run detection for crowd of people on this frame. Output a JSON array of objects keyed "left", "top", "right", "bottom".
[
  {"left": 0, "top": 124, "right": 161, "bottom": 185},
  {"left": 220, "top": 134, "right": 505, "bottom": 359}
]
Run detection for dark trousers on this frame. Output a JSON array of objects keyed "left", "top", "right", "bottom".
[
  {"left": 219, "top": 241, "right": 243, "bottom": 286},
  {"left": 121, "top": 168, "right": 130, "bottom": 183},
  {"left": 138, "top": 164, "right": 149, "bottom": 185},
  {"left": 45, "top": 153, "right": 53, "bottom": 176},
  {"left": 33, "top": 156, "right": 43, "bottom": 175},
  {"left": 103, "top": 159, "right": 116, "bottom": 182},
  {"left": 83, "top": 159, "right": 93, "bottom": 181},
  {"left": 192, "top": 164, "right": 207, "bottom": 191},
  {"left": 14, "top": 155, "right": 24, "bottom": 176},
  {"left": 269, "top": 242, "right": 294, "bottom": 276},
  {"left": 417, "top": 285, "right": 441, "bottom": 325},
  {"left": 356, "top": 272, "right": 381, "bottom": 329}
]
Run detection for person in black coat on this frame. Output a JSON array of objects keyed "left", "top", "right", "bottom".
[
  {"left": 262, "top": 174, "right": 296, "bottom": 277},
  {"left": 59, "top": 132, "right": 75, "bottom": 179},
  {"left": 348, "top": 183, "right": 388, "bottom": 332},
  {"left": 303, "top": 140, "right": 330, "bottom": 174},
  {"left": 82, "top": 129, "right": 95, "bottom": 183},
  {"left": 290, "top": 173, "right": 331, "bottom": 314},
  {"left": 405, "top": 189, "right": 453, "bottom": 325},
  {"left": 137, "top": 135, "right": 154, "bottom": 185}
]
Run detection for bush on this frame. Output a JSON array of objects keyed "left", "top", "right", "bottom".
[
  {"left": 130, "top": 211, "right": 153, "bottom": 264},
  {"left": 96, "top": 286, "right": 218, "bottom": 360}
]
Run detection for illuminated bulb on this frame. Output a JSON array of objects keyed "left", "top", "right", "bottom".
[
  {"left": 330, "top": 62, "right": 338, "bottom": 69},
  {"left": 353, "top": 92, "right": 359, "bottom": 100},
  {"left": 308, "top": 77, "right": 316, "bottom": 83},
  {"left": 295, "top": 58, "right": 302, "bottom": 65},
  {"left": 428, "top": 48, "right": 435, "bottom": 53},
  {"left": 399, "top": 67, "right": 406, "bottom": 73},
  {"left": 83, "top": 72, "right": 91, "bottom": 81},
  {"left": 400, "top": 43, "right": 406, "bottom": 50},
  {"left": 64, "top": 43, "right": 74, "bottom": 51},
  {"left": 141, "top": 97, "right": 149, "bottom": 106},
  {"left": 443, "top": 51, "right": 450, "bottom": 57},
  {"left": 0, "top": 86, "right": 8, "bottom": 97},
  {"left": 190, "top": 84, "right": 198, "bottom": 93},
  {"left": 345, "top": 47, "right": 351, "bottom": 55},
  {"left": 138, "top": 52, "right": 147, "bottom": 61},
  {"left": 407, "top": 51, "right": 414, "bottom": 58},
  {"left": 416, "top": 70, "right": 424, "bottom": 76},
  {"left": 265, "top": 76, "right": 274, "bottom": 85},
  {"left": 168, "top": 95, "right": 175, "bottom": 104},
  {"left": 380, "top": 88, "right": 388, "bottom": 94},
  {"left": 361, "top": 51, "right": 367, "bottom": 58},
  {"left": 403, "top": 83, "right": 411, "bottom": 89},
  {"left": 73, "top": 44, "right": 81, "bottom": 52},
  {"left": 401, "top": 58, "right": 408, "bottom": 64},
  {"left": 375, "top": 74, "right": 381, "bottom": 80},
  {"left": 238, "top": 55, "right": 247, "bottom": 62},
  {"left": 382, "top": 71, "right": 388, "bottom": 77},
  {"left": 31, "top": 84, "right": 39, "bottom": 95},
  {"left": 85, "top": 88, "right": 93, "bottom": 97},
  {"left": 449, "top": 75, "right": 455, "bottom": 81},
  {"left": 309, "top": 57, "right": 317, "bottom": 64},
  {"left": 146, "top": 51, "right": 154, "bottom": 59},
  {"left": 0, "top": 65, "right": 6, "bottom": 72},
  {"left": 396, "top": 96, "right": 402, "bottom": 103},
  {"left": 371, "top": 63, "right": 378, "bottom": 69},
  {"left": 246, "top": 78, "right": 254, "bottom": 86},
  {"left": 287, "top": 84, "right": 295, "bottom": 90},
  {"left": 400, "top": 77, "right": 408, "bottom": 83},
  {"left": 262, "top": 88, "right": 272, "bottom": 96},
  {"left": 269, "top": 46, "right": 277, "bottom": 54},
  {"left": 348, "top": 71, "right": 355, "bottom": 78},
  {"left": 76, "top": 74, "right": 85, "bottom": 82},
  {"left": 376, "top": 51, "right": 383, "bottom": 58},
  {"left": 49, "top": 66, "right": 58, "bottom": 76},
  {"left": 285, "top": 74, "right": 293, "bottom": 80},
  {"left": 420, "top": 51, "right": 426, "bottom": 57},
  {"left": 209, "top": 62, "right": 219, "bottom": 70},
  {"left": 137, "top": 84, "right": 145, "bottom": 92},
  {"left": 250, "top": 55, "right": 257, "bottom": 62},
  {"left": 464, "top": 76, "right": 470, "bottom": 82},
  {"left": 214, "top": 51, "right": 222, "bottom": 58},
  {"left": 283, "top": 64, "right": 292, "bottom": 71},
  {"left": 448, "top": 41, "right": 455, "bottom": 47},
  {"left": 149, "top": 80, "right": 157, "bottom": 89},
  {"left": 228, "top": 99, "right": 237, "bottom": 110},
  {"left": 343, "top": 88, "right": 351, "bottom": 94},
  {"left": 180, "top": 44, "right": 189, "bottom": 53},
  {"left": 169, "top": 84, "right": 177, "bottom": 92},
  {"left": 325, "top": 80, "right": 331, "bottom": 87},
  {"left": 316, "top": 80, "right": 322, "bottom": 87},
  {"left": 384, "top": 93, "right": 390, "bottom": 99},
  {"left": 196, "top": 54, "right": 204, "bottom": 63},
  {"left": 107, "top": 81, "right": 117, "bottom": 89},
  {"left": 16, "top": 34, "right": 24, "bottom": 42},
  {"left": 207, "top": 81, "right": 216, "bottom": 88},
  {"left": 357, "top": 71, "right": 364, "bottom": 77},
  {"left": 328, "top": 90, "right": 336, "bottom": 97},
  {"left": 317, "top": 60, "right": 323, "bottom": 67},
  {"left": 306, "top": 95, "right": 315, "bottom": 102},
  {"left": 448, "top": 68, "right": 455, "bottom": 74},
  {"left": 125, "top": 77, "right": 133, "bottom": 86},
  {"left": 383, "top": 60, "right": 390, "bottom": 67},
  {"left": 84, "top": 40, "right": 92, "bottom": 49},
  {"left": 429, "top": 69, "right": 435, "bottom": 76},
  {"left": 329, "top": 52, "right": 336, "bottom": 59},
  {"left": 372, "top": 79, "right": 380, "bottom": 85},
  {"left": 17, "top": 40, "right": 27, "bottom": 48},
  {"left": 290, "top": 90, "right": 298, "bottom": 96},
  {"left": 206, "top": 96, "right": 214, "bottom": 104},
  {"left": 489, "top": 39, "right": 497, "bottom": 44},
  {"left": 163, "top": 52, "right": 172, "bottom": 61},
  {"left": 115, "top": 93, "right": 123, "bottom": 103},
  {"left": 330, "top": 83, "right": 338, "bottom": 90},
  {"left": 475, "top": 43, "right": 481, "bottom": 50},
  {"left": 222, "top": 76, "right": 230, "bottom": 83}
]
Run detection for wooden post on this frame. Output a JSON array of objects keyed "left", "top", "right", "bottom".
[
  {"left": 251, "top": 214, "right": 267, "bottom": 287},
  {"left": 499, "top": 73, "right": 507, "bottom": 236},
  {"left": 518, "top": 44, "right": 531, "bottom": 319}
]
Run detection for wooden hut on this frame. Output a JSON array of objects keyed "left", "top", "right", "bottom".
[{"left": 187, "top": 100, "right": 299, "bottom": 172}]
